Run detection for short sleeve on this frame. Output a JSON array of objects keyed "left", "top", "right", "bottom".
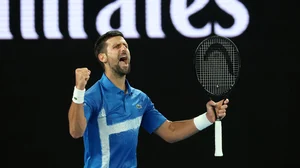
[
  {"left": 83, "top": 101, "right": 93, "bottom": 123},
  {"left": 141, "top": 96, "right": 167, "bottom": 134},
  {"left": 83, "top": 85, "right": 102, "bottom": 123}
]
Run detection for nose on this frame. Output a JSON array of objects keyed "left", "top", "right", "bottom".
[
  {"left": 120, "top": 44, "right": 127, "bottom": 51},
  {"left": 120, "top": 45, "right": 128, "bottom": 54}
]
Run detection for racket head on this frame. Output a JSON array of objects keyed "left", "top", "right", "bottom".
[{"left": 193, "top": 35, "right": 241, "bottom": 101}]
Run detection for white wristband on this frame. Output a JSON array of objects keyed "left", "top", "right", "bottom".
[
  {"left": 193, "top": 112, "right": 213, "bottom": 131},
  {"left": 72, "top": 86, "right": 85, "bottom": 104}
]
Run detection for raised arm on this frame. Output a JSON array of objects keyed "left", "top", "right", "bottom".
[
  {"left": 154, "top": 99, "right": 229, "bottom": 143},
  {"left": 68, "top": 68, "right": 91, "bottom": 139}
]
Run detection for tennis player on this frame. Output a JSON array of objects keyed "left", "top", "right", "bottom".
[{"left": 68, "top": 30, "right": 229, "bottom": 168}]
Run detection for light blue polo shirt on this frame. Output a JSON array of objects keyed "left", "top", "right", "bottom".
[{"left": 82, "top": 73, "right": 167, "bottom": 168}]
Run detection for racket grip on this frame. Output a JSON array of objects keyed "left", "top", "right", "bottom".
[{"left": 214, "top": 120, "right": 223, "bottom": 157}]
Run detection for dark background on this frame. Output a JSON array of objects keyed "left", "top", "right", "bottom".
[{"left": 1, "top": 0, "right": 294, "bottom": 167}]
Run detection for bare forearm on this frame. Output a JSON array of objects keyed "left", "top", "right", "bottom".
[
  {"left": 156, "top": 113, "right": 213, "bottom": 143},
  {"left": 167, "top": 119, "right": 199, "bottom": 143},
  {"left": 156, "top": 119, "right": 199, "bottom": 143},
  {"left": 68, "top": 102, "right": 87, "bottom": 138}
]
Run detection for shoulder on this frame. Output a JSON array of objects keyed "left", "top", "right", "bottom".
[
  {"left": 83, "top": 80, "right": 103, "bottom": 111},
  {"left": 130, "top": 87, "right": 153, "bottom": 103},
  {"left": 131, "top": 87, "right": 147, "bottom": 97},
  {"left": 85, "top": 80, "right": 102, "bottom": 98}
]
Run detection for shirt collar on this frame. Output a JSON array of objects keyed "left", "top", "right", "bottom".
[{"left": 100, "top": 73, "right": 132, "bottom": 95}]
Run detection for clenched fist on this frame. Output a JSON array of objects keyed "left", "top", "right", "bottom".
[{"left": 75, "top": 68, "right": 91, "bottom": 90}]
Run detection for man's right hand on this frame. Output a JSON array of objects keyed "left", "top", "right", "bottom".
[{"left": 75, "top": 68, "right": 91, "bottom": 90}]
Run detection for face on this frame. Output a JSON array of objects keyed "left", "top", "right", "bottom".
[{"left": 103, "top": 36, "right": 131, "bottom": 77}]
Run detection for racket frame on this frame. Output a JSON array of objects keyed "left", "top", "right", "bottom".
[{"left": 193, "top": 35, "right": 241, "bottom": 157}]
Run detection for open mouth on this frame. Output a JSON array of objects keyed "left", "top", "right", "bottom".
[{"left": 119, "top": 56, "right": 128, "bottom": 64}]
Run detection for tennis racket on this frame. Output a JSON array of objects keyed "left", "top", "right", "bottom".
[{"left": 193, "top": 35, "right": 241, "bottom": 157}]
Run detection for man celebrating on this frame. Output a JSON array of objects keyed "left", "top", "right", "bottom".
[{"left": 68, "top": 30, "right": 229, "bottom": 168}]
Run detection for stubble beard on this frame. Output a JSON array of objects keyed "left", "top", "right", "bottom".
[{"left": 110, "top": 62, "right": 131, "bottom": 78}]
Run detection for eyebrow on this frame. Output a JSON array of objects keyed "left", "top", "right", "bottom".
[{"left": 113, "top": 42, "right": 128, "bottom": 47}]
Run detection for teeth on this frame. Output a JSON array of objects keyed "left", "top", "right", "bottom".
[{"left": 120, "top": 55, "right": 127, "bottom": 58}]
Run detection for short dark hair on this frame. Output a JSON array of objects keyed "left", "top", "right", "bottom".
[{"left": 94, "top": 30, "right": 124, "bottom": 70}]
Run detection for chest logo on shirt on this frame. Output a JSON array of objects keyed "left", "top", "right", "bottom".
[{"left": 136, "top": 104, "right": 142, "bottom": 109}]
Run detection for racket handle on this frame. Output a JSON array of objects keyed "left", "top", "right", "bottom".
[{"left": 214, "top": 120, "right": 223, "bottom": 157}]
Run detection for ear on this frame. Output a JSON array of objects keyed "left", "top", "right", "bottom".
[{"left": 98, "top": 53, "right": 107, "bottom": 63}]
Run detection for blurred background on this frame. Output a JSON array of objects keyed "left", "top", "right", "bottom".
[{"left": 1, "top": 0, "right": 294, "bottom": 167}]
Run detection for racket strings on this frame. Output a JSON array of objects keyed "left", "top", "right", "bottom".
[{"left": 195, "top": 36, "right": 240, "bottom": 96}]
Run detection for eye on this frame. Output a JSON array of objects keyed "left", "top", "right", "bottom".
[
  {"left": 113, "top": 43, "right": 128, "bottom": 49},
  {"left": 114, "top": 44, "right": 121, "bottom": 49}
]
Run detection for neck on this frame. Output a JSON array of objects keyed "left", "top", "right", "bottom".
[{"left": 105, "top": 71, "right": 126, "bottom": 91}]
